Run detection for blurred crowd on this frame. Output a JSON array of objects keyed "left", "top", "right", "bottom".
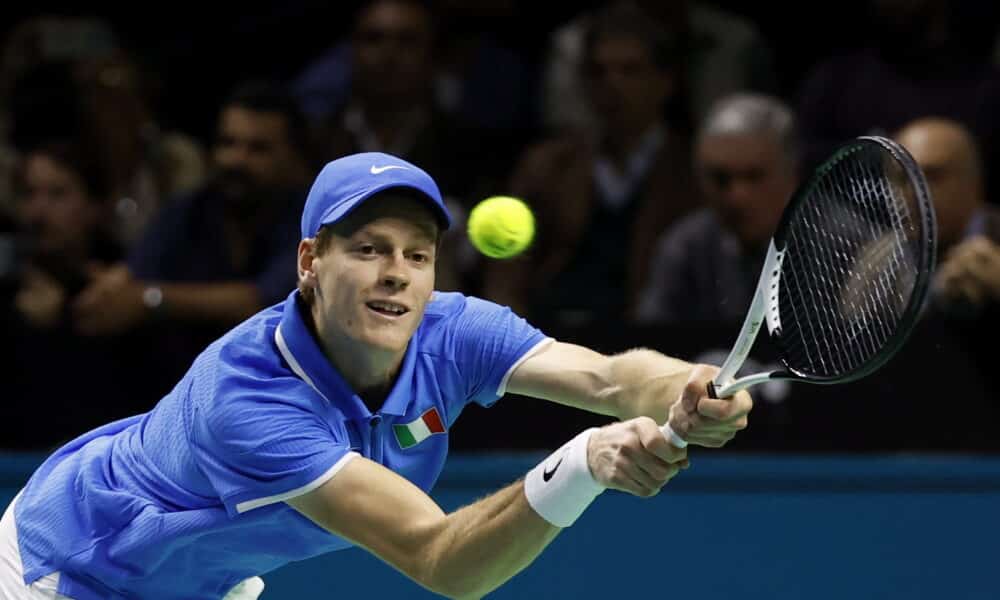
[{"left": 1, "top": 0, "right": 998, "bottom": 452}]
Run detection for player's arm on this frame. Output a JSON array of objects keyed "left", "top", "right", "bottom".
[
  {"left": 288, "top": 457, "right": 555, "bottom": 600},
  {"left": 288, "top": 418, "right": 682, "bottom": 600},
  {"left": 507, "top": 341, "right": 752, "bottom": 447}
]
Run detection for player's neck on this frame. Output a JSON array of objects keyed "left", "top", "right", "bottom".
[
  {"left": 301, "top": 296, "right": 405, "bottom": 406},
  {"left": 314, "top": 324, "right": 403, "bottom": 397}
]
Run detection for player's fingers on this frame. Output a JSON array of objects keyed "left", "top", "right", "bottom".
[
  {"left": 605, "top": 456, "right": 668, "bottom": 497},
  {"left": 679, "top": 364, "right": 720, "bottom": 412},
  {"left": 697, "top": 391, "right": 753, "bottom": 422},
  {"left": 635, "top": 417, "right": 687, "bottom": 464},
  {"left": 685, "top": 431, "right": 736, "bottom": 448},
  {"left": 626, "top": 444, "right": 680, "bottom": 483},
  {"left": 668, "top": 408, "right": 704, "bottom": 441}
]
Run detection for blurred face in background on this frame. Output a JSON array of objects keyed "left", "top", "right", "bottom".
[
  {"left": 19, "top": 152, "right": 103, "bottom": 258},
  {"left": 895, "top": 120, "right": 982, "bottom": 250},
  {"left": 696, "top": 132, "right": 798, "bottom": 249},
  {"left": 584, "top": 34, "right": 672, "bottom": 136},
  {"left": 351, "top": 0, "right": 434, "bottom": 106},
  {"left": 212, "top": 106, "right": 301, "bottom": 210}
]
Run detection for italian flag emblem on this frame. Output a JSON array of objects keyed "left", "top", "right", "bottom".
[{"left": 393, "top": 408, "right": 446, "bottom": 449}]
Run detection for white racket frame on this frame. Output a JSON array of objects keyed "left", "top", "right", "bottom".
[{"left": 659, "top": 240, "right": 786, "bottom": 446}]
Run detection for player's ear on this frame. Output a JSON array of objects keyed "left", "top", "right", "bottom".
[{"left": 298, "top": 238, "right": 318, "bottom": 287}]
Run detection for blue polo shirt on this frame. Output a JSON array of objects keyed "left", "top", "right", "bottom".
[{"left": 14, "top": 291, "right": 550, "bottom": 599}]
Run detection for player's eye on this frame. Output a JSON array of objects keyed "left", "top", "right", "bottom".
[
  {"left": 357, "top": 244, "right": 377, "bottom": 255},
  {"left": 410, "top": 252, "right": 429, "bottom": 264}
]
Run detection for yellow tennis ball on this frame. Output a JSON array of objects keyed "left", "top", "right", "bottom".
[{"left": 467, "top": 196, "right": 535, "bottom": 259}]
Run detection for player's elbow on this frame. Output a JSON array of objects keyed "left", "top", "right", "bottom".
[
  {"left": 422, "top": 572, "right": 488, "bottom": 600},
  {"left": 417, "top": 536, "right": 495, "bottom": 599},
  {"left": 418, "top": 554, "right": 488, "bottom": 599}
]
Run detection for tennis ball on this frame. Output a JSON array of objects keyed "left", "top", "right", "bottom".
[{"left": 467, "top": 196, "right": 535, "bottom": 259}]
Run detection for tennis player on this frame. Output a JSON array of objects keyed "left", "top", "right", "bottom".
[{"left": 0, "top": 152, "right": 752, "bottom": 599}]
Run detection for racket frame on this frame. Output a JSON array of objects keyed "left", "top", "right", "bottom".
[{"left": 707, "top": 136, "right": 937, "bottom": 399}]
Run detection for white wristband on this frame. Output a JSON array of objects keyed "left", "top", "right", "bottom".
[
  {"left": 524, "top": 428, "right": 605, "bottom": 528},
  {"left": 660, "top": 422, "right": 688, "bottom": 448}
]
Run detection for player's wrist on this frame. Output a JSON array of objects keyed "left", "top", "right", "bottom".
[{"left": 524, "top": 428, "right": 605, "bottom": 528}]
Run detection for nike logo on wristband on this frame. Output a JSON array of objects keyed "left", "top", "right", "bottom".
[{"left": 542, "top": 457, "right": 564, "bottom": 482}]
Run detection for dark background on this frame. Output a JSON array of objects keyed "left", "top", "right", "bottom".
[{"left": 2, "top": 0, "right": 926, "bottom": 141}]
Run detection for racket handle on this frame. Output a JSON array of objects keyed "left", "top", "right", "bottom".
[
  {"left": 707, "top": 381, "right": 720, "bottom": 399},
  {"left": 659, "top": 422, "right": 688, "bottom": 449}
]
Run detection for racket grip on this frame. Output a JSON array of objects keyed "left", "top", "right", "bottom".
[
  {"left": 707, "top": 381, "right": 720, "bottom": 399},
  {"left": 659, "top": 422, "right": 688, "bottom": 449}
]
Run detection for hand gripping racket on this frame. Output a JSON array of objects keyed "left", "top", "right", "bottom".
[{"left": 661, "top": 136, "right": 937, "bottom": 447}]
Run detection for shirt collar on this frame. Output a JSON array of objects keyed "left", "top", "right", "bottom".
[{"left": 274, "top": 290, "right": 419, "bottom": 419}]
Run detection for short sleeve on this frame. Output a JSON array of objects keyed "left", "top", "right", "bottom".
[
  {"left": 449, "top": 296, "right": 551, "bottom": 408},
  {"left": 190, "top": 380, "right": 355, "bottom": 517}
]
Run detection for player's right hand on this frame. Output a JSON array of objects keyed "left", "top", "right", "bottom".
[{"left": 586, "top": 417, "right": 688, "bottom": 497}]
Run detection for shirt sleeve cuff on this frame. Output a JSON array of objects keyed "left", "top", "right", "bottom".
[
  {"left": 496, "top": 337, "right": 554, "bottom": 397},
  {"left": 232, "top": 451, "right": 360, "bottom": 514}
]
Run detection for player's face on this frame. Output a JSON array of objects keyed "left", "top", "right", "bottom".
[
  {"left": 308, "top": 195, "right": 438, "bottom": 356},
  {"left": 19, "top": 153, "right": 102, "bottom": 257},
  {"left": 696, "top": 132, "right": 798, "bottom": 248}
]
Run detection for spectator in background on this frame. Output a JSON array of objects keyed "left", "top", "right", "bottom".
[
  {"left": 74, "top": 53, "right": 207, "bottom": 246},
  {"left": 635, "top": 93, "right": 799, "bottom": 324},
  {"left": 0, "top": 16, "right": 118, "bottom": 216},
  {"left": 315, "top": 0, "right": 508, "bottom": 292},
  {"left": 482, "top": 3, "right": 699, "bottom": 328},
  {"left": 541, "top": 0, "right": 779, "bottom": 136},
  {"left": 894, "top": 118, "right": 1000, "bottom": 362},
  {"left": 1, "top": 142, "right": 150, "bottom": 449},
  {"left": 0, "top": 17, "right": 207, "bottom": 247},
  {"left": 70, "top": 81, "right": 313, "bottom": 393},
  {"left": 293, "top": 0, "right": 534, "bottom": 139},
  {"left": 795, "top": 0, "right": 1000, "bottom": 204}
]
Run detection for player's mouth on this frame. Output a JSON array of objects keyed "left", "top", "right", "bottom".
[{"left": 365, "top": 300, "right": 410, "bottom": 319}]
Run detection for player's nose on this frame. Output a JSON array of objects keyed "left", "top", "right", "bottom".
[{"left": 379, "top": 251, "right": 410, "bottom": 290}]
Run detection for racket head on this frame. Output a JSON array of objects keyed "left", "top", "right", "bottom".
[{"left": 765, "top": 135, "right": 936, "bottom": 385}]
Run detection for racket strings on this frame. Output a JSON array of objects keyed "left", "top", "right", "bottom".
[{"left": 777, "top": 145, "right": 923, "bottom": 378}]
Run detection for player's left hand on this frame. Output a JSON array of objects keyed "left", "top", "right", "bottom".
[
  {"left": 666, "top": 364, "right": 752, "bottom": 448},
  {"left": 73, "top": 263, "right": 149, "bottom": 335}
]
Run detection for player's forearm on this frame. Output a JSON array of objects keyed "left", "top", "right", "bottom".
[
  {"left": 423, "top": 481, "right": 559, "bottom": 599},
  {"left": 154, "top": 282, "right": 262, "bottom": 323},
  {"left": 507, "top": 343, "right": 689, "bottom": 420},
  {"left": 606, "top": 348, "right": 692, "bottom": 423}
]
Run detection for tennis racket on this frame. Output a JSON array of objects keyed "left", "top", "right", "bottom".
[{"left": 660, "top": 136, "right": 937, "bottom": 447}]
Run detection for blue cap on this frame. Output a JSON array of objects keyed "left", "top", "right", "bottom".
[{"left": 300, "top": 152, "right": 452, "bottom": 239}]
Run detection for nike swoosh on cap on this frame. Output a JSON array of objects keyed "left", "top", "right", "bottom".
[{"left": 370, "top": 165, "right": 409, "bottom": 175}]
